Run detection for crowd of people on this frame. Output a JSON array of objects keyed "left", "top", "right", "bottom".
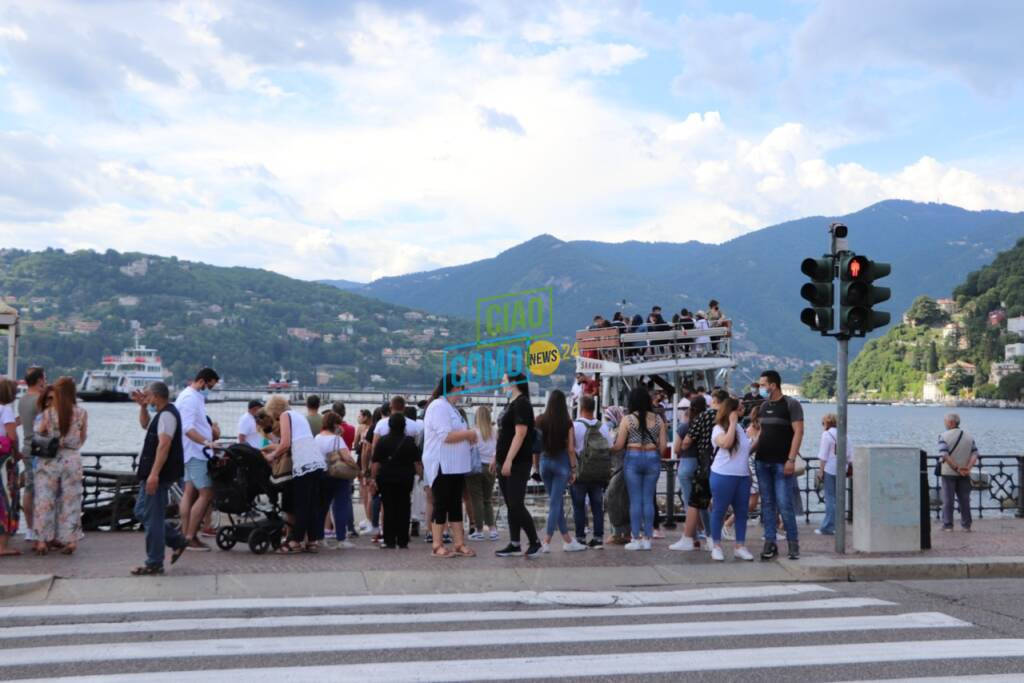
[
  {"left": 585, "top": 301, "right": 728, "bottom": 358},
  {"left": 0, "top": 360, "right": 983, "bottom": 572}
]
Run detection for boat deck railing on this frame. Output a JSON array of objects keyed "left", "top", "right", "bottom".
[{"left": 574, "top": 321, "right": 734, "bottom": 375}]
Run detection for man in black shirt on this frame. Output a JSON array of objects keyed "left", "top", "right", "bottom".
[{"left": 754, "top": 370, "right": 804, "bottom": 561}]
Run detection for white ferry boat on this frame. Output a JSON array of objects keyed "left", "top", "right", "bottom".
[{"left": 78, "top": 334, "right": 170, "bottom": 402}]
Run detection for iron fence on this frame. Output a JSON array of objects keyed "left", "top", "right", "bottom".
[{"left": 75, "top": 451, "right": 1024, "bottom": 530}]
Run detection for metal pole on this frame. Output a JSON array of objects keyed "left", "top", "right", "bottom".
[{"left": 835, "top": 336, "right": 849, "bottom": 554}]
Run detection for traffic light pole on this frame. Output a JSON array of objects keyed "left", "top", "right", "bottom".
[{"left": 835, "top": 335, "right": 849, "bottom": 554}]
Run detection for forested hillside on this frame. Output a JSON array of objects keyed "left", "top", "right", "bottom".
[{"left": 1, "top": 248, "right": 471, "bottom": 388}]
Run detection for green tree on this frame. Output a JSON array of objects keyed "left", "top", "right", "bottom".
[
  {"left": 905, "top": 296, "right": 946, "bottom": 327},
  {"left": 944, "top": 366, "right": 973, "bottom": 396},
  {"left": 997, "top": 373, "right": 1024, "bottom": 401},
  {"left": 927, "top": 341, "right": 939, "bottom": 373},
  {"left": 801, "top": 363, "right": 837, "bottom": 400}
]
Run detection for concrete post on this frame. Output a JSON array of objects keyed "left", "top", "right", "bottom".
[{"left": 853, "top": 445, "right": 921, "bottom": 553}]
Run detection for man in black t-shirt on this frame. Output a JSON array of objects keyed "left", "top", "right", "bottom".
[{"left": 754, "top": 370, "right": 804, "bottom": 561}]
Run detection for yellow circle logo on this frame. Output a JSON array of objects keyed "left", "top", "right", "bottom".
[{"left": 528, "top": 339, "right": 561, "bottom": 376}]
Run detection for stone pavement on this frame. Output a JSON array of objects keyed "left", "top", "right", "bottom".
[{"left": 0, "top": 517, "right": 1021, "bottom": 602}]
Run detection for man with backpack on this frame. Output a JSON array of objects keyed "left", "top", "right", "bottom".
[{"left": 570, "top": 395, "right": 613, "bottom": 548}]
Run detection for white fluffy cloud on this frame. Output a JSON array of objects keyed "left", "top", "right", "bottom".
[{"left": 1, "top": 1, "right": 1024, "bottom": 282}]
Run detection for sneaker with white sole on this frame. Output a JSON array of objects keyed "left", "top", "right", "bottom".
[
  {"left": 488, "top": 529, "right": 499, "bottom": 541},
  {"left": 323, "top": 538, "right": 338, "bottom": 550},
  {"left": 640, "top": 539, "right": 652, "bottom": 551},
  {"left": 624, "top": 539, "right": 644, "bottom": 551},
  {"left": 467, "top": 531, "right": 485, "bottom": 541},
  {"left": 358, "top": 520, "right": 371, "bottom": 532},
  {"left": 563, "top": 538, "right": 587, "bottom": 552},
  {"left": 669, "top": 537, "right": 696, "bottom": 551},
  {"left": 711, "top": 546, "right": 725, "bottom": 561},
  {"left": 539, "top": 543, "right": 551, "bottom": 554},
  {"left": 337, "top": 540, "right": 355, "bottom": 549},
  {"left": 734, "top": 546, "right": 754, "bottom": 561},
  {"left": 722, "top": 526, "right": 735, "bottom": 541}
]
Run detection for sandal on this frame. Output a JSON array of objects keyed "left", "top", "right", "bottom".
[
  {"left": 170, "top": 544, "right": 187, "bottom": 565},
  {"left": 453, "top": 545, "right": 476, "bottom": 558},
  {"left": 61, "top": 544, "right": 77, "bottom": 556},
  {"left": 431, "top": 546, "right": 455, "bottom": 559},
  {"left": 275, "top": 541, "right": 304, "bottom": 555},
  {"left": 303, "top": 542, "right": 320, "bottom": 554},
  {"left": 130, "top": 565, "right": 165, "bottom": 576},
  {"left": 33, "top": 543, "right": 48, "bottom": 556}
]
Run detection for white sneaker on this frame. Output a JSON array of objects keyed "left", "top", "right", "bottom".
[
  {"left": 539, "top": 543, "right": 551, "bottom": 554},
  {"left": 323, "top": 538, "right": 338, "bottom": 550},
  {"left": 711, "top": 546, "right": 725, "bottom": 561},
  {"left": 669, "top": 537, "right": 696, "bottom": 551},
  {"left": 370, "top": 526, "right": 381, "bottom": 536},
  {"left": 640, "top": 539, "right": 652, "bottom": 551},
  {"left": 358, "top": 520, "right": 371, "bottom": 532},
  {"left": 734, "top": 546, "right": 754, "bottom": 561},
  {"left": 704, "top": 539, "right": 714, "bottom": 552},
  {"left": 488, "top": 529, "right": 499, "bottom": 541},
  {"left": 722, "top": 526, "right": 735, "bottom": 541},
  {"left": 563, "top": 539, "right": 587, "bottom": 552},
  {"left": 337, "top": 540, "right": 355, "bottom": 549},
  {"left": 24, "top": 529, "right": 36, "bottom": 542},
  {"left": 624, "top": 539, "right": 644, "bottom": 551}
]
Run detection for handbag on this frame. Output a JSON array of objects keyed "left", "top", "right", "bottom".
[
  {"left": 327, "top": 436, "right": 359, "bottom": 480},
  {"left": 30, "top": 434, "right": 60, "bottom": 459},
  {"left": 689, "top": 448, "right": 712, "bottom": 510},
  {"left": 270, "top": 448, "right": 293, "bottom": 484},
  {"left": 792, "top": 454, "right": 807, "bottom": 477}
]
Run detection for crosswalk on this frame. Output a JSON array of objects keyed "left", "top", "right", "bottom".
[{"left": 0, "top": 584, "right": 1022, "bottom": 681}]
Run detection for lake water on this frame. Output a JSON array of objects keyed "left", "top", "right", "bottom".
[{"left": 79, "top": 400, "right": 1024, "bottom": 457}]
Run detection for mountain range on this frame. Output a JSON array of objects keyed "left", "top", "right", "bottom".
[{"left": 327, "top": 200, "right": 1024, "bottom": 379}]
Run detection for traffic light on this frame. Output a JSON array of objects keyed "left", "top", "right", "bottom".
[
  {"left": 800, "top": 257, "right": 834, "bottom": 333},
  {"left": 839, "top": 254, "right": 891, "bottom": 335}
]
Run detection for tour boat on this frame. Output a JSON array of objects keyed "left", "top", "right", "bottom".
[{"left": 78, "top": 334, "right": 169, "bottom": 402}]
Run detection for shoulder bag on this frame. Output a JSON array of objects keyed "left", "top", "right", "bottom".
[
  {"left": 270, "top": 448, "right": 293, "bottom": 484},
  {"left": 30, "top": 433, "right": 60, "bottom": 459},
  {"left": 327, "top": 436, "right": 359, "bottom": 480}
]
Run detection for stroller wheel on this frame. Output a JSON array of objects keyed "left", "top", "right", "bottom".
[
  {"left": 215, "top": 527, "right": 237, "bottom": 551},
  {"left": 248, "top": 528, "right": 271, "bottom": 555}
]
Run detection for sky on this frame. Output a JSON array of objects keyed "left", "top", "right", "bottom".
[{"left": 3, "top": 0, "right": 1024, "bottom": 283}]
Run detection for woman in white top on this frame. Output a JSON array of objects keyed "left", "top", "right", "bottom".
[
  {"left": 265, "top": 395, "right": 326, "bottom": 553},
  {"left": 465, "top": 405, "right": 499, "bottom": 541},
  {"left": 316, "top": 412, "right": 358, "bottom": 549},
  {"left": 709, "top": 397, "right": 755, "bottom": 562},
  {"left": 422, "top": 373, "right": 477, "bottom": 558},
  {"left": 815, "top": 413, "right": 850, "bottom": 536}
]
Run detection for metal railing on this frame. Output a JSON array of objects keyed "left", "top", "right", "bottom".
[
  {"left": 73, "top": 450, "right": 1024, "bottom": 530},
  {"left": 660, "top": 453, "right": 1024, "bottom": 525},
  {"left": 576, "top": 322, "right": 734, "bottom": 367}
]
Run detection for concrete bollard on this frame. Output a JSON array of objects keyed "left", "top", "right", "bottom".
[{"left": 853, "top": 445, "right": 921, "bottom": 553}]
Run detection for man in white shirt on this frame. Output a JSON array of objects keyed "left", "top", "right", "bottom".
[
  {"left": 176, "top": 367, "right": 220, "bottom": 551},
  {"left": 570, "top": 395, "right": 613, "bottom": 548},
  {"left": 371, "top": 396, "right": 423, "bottom": 454},
  {"left": 237, "top": 399, "right": 264, "bottom": 447}
]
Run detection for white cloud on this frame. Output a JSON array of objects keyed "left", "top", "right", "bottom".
[{"left": 1, "top": 1, "right": 1024, "bottom": 283}]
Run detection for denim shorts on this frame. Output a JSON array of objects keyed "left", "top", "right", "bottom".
[{"left": 184, "top": 458, "right": 213, "bottom": 489}]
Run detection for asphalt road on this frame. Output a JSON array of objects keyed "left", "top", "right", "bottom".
[{"left": 1, "top": 579, "right": 1024, "bottom": 681}]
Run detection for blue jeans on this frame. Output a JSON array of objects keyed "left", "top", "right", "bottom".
[
  {"left": 624, "top": 449, "right": 660, "bottom": 539},
  {"left": 820, "top": 472, "right": 836, "bottom": 534},
  {"left": 540, "top": 452, "right": 570, "bottom": 537},
  {"left": 332, "top": 478, "right": 354, "bottom": 541},
  {"left": 134, "top": 483, "right": 186, "bottom": 569},
  {"left": 755, "top": 461, "right": 798, "bottom": 543},
  {"left": 677, "top": 457, "right": 710, "bottom": 533},
  {"left": 570, "top": 481, "right": 604, "bottom": 541},
  {"left": 710, "top": 472, "right": 752, "bottom": 544}
]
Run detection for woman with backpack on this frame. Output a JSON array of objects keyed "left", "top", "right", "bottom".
[
  {"left": 571, "top": 395, "right": 612, "bottom": 548},
  {"left": 709, "top": 397, "right": 755, "bottom": 561},
  {"left": 612, "top": 387, "right": 666, "bottom": 551},
  {"left": 536, "top": 390, "right": 586, "bottom": 553}
]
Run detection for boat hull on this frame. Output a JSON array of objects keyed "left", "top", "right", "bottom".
[{"left": 78, "top": 390, "right": 134, "bottom": 403}]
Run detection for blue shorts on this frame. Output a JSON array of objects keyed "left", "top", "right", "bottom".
[{"left": 184, "top": 458, "right": 213, "bottom": 489}]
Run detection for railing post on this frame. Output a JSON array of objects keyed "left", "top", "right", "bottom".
[
  {"left": 1018, "top": 456, "right": 1024, "bottom": 519},
  {"left": 663, "top": 459, "right": 678, "bottom": 529}
]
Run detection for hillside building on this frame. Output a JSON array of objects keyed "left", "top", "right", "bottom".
[
  {"left": 1009, "top": 316, "right": 1024, "bottom": 336},
  {"left": 936, "top": 298, "right": 958, "bottom": 315},
  {"left": 990, "top": 361, "right": 1020, "bottom": 386},
  {"left": 922, "top": 374, "right": 945, "bottom": 402},
  {"left": 1006, "top": 343, "right": 1024, "bottom": 361}
]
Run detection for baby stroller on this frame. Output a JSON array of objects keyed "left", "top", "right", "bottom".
[{"left": 207, "top": 443, "right": 286, "bottom": 554}]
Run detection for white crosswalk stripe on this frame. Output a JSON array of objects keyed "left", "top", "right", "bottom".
[{"left": 1, "top": 584, "right": 1022, "bottom": 682}]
